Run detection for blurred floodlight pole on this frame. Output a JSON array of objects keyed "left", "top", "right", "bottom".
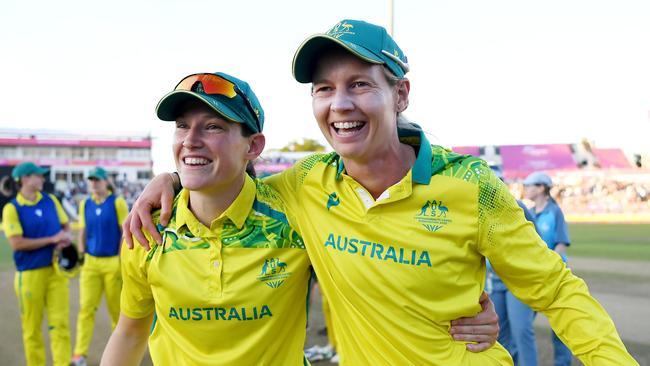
[{"left": 388, "top": 0, "right": 395, "bottom": 36}]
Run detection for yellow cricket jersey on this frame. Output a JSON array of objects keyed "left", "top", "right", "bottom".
[
  {"left": 265, "top": 128, "right": 638, "bottom": 366},
  {"left": 120, "top": 175, "right": 311, "bottom": 365},
  {"left": 2, "top": 191, "right": 69, "bottom": 237}
]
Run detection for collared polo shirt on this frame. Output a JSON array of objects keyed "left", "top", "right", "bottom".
[
  {"left": 264, "top": 129, "right": 636, "bottom": 365},
  {"left": 120, "top": 175, "right": 311, "bottom": 365}
]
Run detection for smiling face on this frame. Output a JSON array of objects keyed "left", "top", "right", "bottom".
[
  {"left": 310, "top": 48, "right": 410, "bottom": 163},
  {"left": 173, "top": 102, "right": 259, "bottom": 194}
]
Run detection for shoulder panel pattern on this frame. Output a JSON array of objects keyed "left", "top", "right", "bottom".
[
  {"left": 430, "top": 145, "right": 485, "bottom": 183},
  {"left": 293, "top": 152, "right": 337, "bottom": 187}
]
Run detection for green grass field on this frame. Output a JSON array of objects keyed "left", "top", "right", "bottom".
[{"left": 1, "top": 223, "right": 649, "bottom": 269}]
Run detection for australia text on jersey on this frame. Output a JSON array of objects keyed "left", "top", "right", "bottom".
[{"left": 324, "top": 233, "right": 432, "bottom": 267}]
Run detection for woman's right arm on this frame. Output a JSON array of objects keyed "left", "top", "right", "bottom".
[{"left": 100, "top": 313, "right": 153, "bottom": 366}]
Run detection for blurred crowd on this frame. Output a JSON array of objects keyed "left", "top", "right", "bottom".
[
  {"left": 50, "top": 170, "right": 650, "bottom": 222},
  {"left": 509, "top": 172, "right": 650, "bottom": 215}
]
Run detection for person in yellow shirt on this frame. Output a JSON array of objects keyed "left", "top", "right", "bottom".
[
  {"left": 71, "top": 167, "right": 129, "bottom": 366},
  {"left": 100, "top": 72, "right": 312, "bottom": 365},
  {"left": 125, "top": 19, "right": 639, "bottom": 365},
  {"left": 1, "top": 162, "right": 72, "bottom": 366}
]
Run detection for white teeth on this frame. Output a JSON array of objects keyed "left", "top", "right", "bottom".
[
  {"left": 333, "top": 121, "right": 364, "bottom": 129},
  {"left": 184, "top": 157, "right": 210, "bottom": 165}
]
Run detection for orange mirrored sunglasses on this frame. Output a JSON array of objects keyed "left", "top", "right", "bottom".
[
  {"left": 175, "top": 74, "right": 238, "bottom": 97},
  {"left": 174, "top": 73, "right": 260, "bottom": 131}
]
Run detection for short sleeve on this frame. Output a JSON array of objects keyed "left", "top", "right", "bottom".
[
  {"left": 120, "top": 240, "right": 155, "bottom": 319},
  {"left": 2, "top": 202, "right": 23, "bottom": 237},
  {"left": 553, "top": 206, "right": 571, "bottom": 246},
  {"left": 114, "top": 196, "right": 129, "bottom": 226},
  {"left": 48, "top": 194, "right": 69, "bottom": 225},
  {"left": 78, "top": 199, "right": 87, "bottom": 229}
]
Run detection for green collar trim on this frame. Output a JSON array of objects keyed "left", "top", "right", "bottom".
[{"left": 333, "top": 124, "right": 432, "bottom": 184}]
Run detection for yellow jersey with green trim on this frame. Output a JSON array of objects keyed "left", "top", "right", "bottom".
[
  {"left": 120, "top": 176, "right": 311, "bottom": 365},
  {"left": 265, "top": 129, "right": 637, "bottom": 365}
]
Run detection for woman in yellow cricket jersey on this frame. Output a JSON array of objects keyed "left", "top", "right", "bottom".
[
  {"left": 71, "top": 167, "right": 128, "bottom": 366},
  {"left": 126, "top": 19, "right": 640, "bottom": 366},
  {"left": 100, "top": 72, "right": 314, "bottom": 365},
  {"left": 1, "top": 162, "right": 72, "bottom": 366}
]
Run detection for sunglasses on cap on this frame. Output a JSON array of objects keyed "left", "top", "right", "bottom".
[{"left": 174, "top": 73, "right": 261, "bottom": 132}]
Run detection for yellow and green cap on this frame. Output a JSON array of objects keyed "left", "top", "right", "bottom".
[
  {"left": 293, "top": 19, "right": 410, "bottom": 83},
  {"left": 156, "top": 72, "right": 264, "bottom": 133},
  {"left": 88, "top": 166, "right": 108, "bottom": 180},
  {"left": 12, "top": 162, "right": 49, "bottom": 181}
]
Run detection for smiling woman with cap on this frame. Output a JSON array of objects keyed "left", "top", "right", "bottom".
[
  {"left": 278, "top": 19, "right": 635, "bottom": 365},
  {"left": 100, "top": 72, "right": 312, "bottom": 366},
  {"left": 123, "top": 19, "right": 637, "bottom": 365},
  {"left": 1, "top": 161, "right": 73, "bottom": 366},
  {"left": 71, "top": 166, "right": 128, "bottom": 366}
]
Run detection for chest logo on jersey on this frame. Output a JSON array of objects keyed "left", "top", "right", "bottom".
[
  {"left": 34, "top": 209, "right": 43, "bottom": 217},
  {"left": 95, "top": 208, "right": 102, "bottom": 216},
  {"left": 257, "top": 257, "right": 292, "bottom": 288},
  {"left": 415, "top": 199, "right": 452, "bottom": 232}
]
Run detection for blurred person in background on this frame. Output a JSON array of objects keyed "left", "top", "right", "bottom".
[
  {"left": 71, "top": 166, "right": 128, "bottom": 366},
  {"left": 1, "top": 162, "right": 72, "bottom": 366},
  {"left": 487, "top": 167, "right": 539, "bottom": 366},
  {"left": 124, "top": 19, "right": 638, "bottom": 365},
  {"left": 523, "top": 171, "right": 572, "bottom": 366}
]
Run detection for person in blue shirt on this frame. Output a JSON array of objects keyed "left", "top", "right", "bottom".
[
  {"left": 1, "top": 162, "right": 73, "bottom": 366},
  {"left": 72, "top": 167, "right": 129, "bottom": 366},
  {"left": 523, "top": 171, "right": 572, "bottom": 366},
  {"left": 487, "top": 167, "right": 539, "bottom": 366}
]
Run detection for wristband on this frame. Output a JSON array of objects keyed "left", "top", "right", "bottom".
[{"left": 170, "top": 172, "right": 182, "bottom": 194}]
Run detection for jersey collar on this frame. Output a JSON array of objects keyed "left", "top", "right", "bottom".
[
  {"left": 174, "top": 175, "right": 256, "bottom": 236},
  {"left": 16, "top": 191, "right": 43, "bottom": 206},
  {"left": 335, "top": 123, "right": 432, "bottom": 185},
  {"left": 91, "top": 191, "right": 113, "bottom": 204}
]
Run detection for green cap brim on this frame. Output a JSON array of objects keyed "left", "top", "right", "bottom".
[
  {"left": 156, "top": 90, "right": 246, "bottom": 124},
  {"left": 12, "top": 165, "right": 49, "bottom": 180},
  {"left": 35, "top": 167, "right": 49, "bottom": 175},
  {"left": 292, "top": 35, "right": 384, "bottom": 83}
]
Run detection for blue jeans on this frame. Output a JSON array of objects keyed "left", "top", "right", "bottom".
[
  {"left": 488, "top": 276, "right": 538, "bottom": 366},
  {"left": 552, "top": 331, "right": 572, "bottom": 366}
]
